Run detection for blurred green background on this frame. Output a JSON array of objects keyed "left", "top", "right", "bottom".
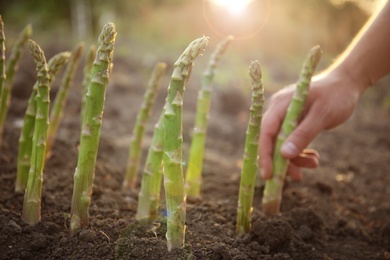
[{"left": 0, "top": 0, "right": 381, "bottom": 89}]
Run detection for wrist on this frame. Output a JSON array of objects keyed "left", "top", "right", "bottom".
[{"left": 326, "top": 63, "right": 370, "bottom": 97}]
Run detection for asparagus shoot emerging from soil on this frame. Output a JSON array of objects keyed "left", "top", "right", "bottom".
[
  {"left": 22, "top": 40, "right": 50, "bottom": 225},
  {"left": 185, "top": 35, "right": 233, "bottom": 199},
  {"left": 163, "top": 36, "right": 208, "bottom": 251},
  {"left": 136, "top": 110, "right": 165, "bottom": 220},
  {"left": 0, "top": 16, "right": 5, "bottom": 112},
  {"left": 46, "top": 43, "right": 84, "bottom": 158},
  {"left": 123, "top": 62, "right": 167, "bottom": 190},
  {"left": 262, "top": 45, "right": 322, "bottom": 215},
  {"left": 81, "top": 44, "right": 96, "bottom": 126},
  {"left": 16, "top": 51, "right": 70, "bottom": 192},
  {"left": 70, "top": 23, "right": 116, "bottom": 234},
  {"left": 0, "top": 24, "right": 32, "bottom": 147},
  {"left": 236, "top": 60, "right": 264, "bottom": 234}
]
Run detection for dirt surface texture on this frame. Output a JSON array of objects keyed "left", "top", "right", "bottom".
[{"left": 0, "top": 47, "right": 390, "bottom": 260}]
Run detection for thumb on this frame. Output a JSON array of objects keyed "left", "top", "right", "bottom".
[{"left": 280, "top": 112, "right": 324, "bottom": 159}]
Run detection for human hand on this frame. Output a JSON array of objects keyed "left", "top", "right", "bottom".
[{"left": 259, "top": 69, "right": 364, "bottom": 180}]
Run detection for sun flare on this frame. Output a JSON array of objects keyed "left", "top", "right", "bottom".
[{"left": 210, "top": 0, "right": 254, "bottom": 16}]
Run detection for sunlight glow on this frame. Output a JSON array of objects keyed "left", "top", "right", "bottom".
[{"left": 210, "top": 0, "right": 254, "bottom": 16}]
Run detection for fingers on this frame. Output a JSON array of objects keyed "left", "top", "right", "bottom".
[
  {"left": 259, "top": 85, "right": 323, "bottom": 180},
  {"left": 290, "top": 149, "right": 320, "bottom": 169},
  {"left": 259, "top": 96, "right": 291, "bottom": 180},
  {"left": 261, "top": 149, "right": 319, "bottom": 180},
  {"left": 280, "top": 109, "right": 324, "bottom": 159},
  {"left": 288, "top": 150, "right": 320, "bottom": 180},
  {"left": 287, "top": 163, "right": 303, "bottom": 181}
]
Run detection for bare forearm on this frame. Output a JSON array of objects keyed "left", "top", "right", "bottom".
[{"left": 331, "top": 0, "right": 390, "bottom": 92}]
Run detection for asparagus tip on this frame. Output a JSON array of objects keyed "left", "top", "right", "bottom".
[
  {"left": 24, "top": 24, "right": 33, "bottom": 37},
  {"left": 28, "top": 40, "right": 46, "bottom": 65},
  {"left": 99, "top": 22, "right": 117, "bottom": 46},
  {"left": 308, "top": 45, "right": 322, "bottom": 68},
  {"left": 249, "top": 60, "right": 262, "bottom": 81},
  {"left": 172, "top": 36, "right": 209, "bottom": 80},
  {"left": 189, "top": 35, "right": 209, "bottom": 59},
  {"left": 179, "top": 36, "right": 209, "bottom": 63},
  {"left": 217, "top": 35, "right": 233, "bottom": 55},
  {"left": 48, "top": 51, "right": 71, "bottom": 66}
]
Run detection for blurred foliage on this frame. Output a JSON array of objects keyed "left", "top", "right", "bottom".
[
  {"left": 0, "top": 0, "right": 182, "bottom": 35},
  {"left": 0, "top": 0, "right": 70, "bottom": 30},
  {"left": 0, "top": 0, "right": 380, "bottom": 88},
  {"left": 0, "top": 0, "right": 372, "bottom": 46}
]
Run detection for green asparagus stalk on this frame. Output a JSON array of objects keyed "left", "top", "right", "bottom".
[
  {"left": 16, "top": 51, "right": 70, "bottom": 192},
  {"left": 185, "top": 36, "right": 233, "bottom": 199},
  {"left": 236, "top": 60, "right": 264, "bottom": 234},
  {"left": 0, "top": 24, "right": 32, "bottom": 147},
  {"left": 81, "top": 44, "right": 96, "bottom": 126},
  {"left": 163, "top": 36, "right": 208, "bottom": 251},
  {"left": 70, "top": 23, "right": 116, "bottom": 234},
  {"left": 123, "top": 62, "right": 167, "bottom": 190},
  {"left": 0, "top": 16, "right": 5, "bottom": 109},
  {"left": 46, "top": 43, "right": 83, "bottom": 158},
  {"left": 136, "top": 110, "right": 165, "bottom": 220},
  {"left": 262, "top": 45, "right": 322, "bottom": 215},
  {"left": 22, "top": 40, "right": 50, "bottom": 225}
]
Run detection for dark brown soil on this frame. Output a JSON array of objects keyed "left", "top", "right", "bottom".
[{"left": 1, "top": 50, "right": 390, "bottom": 260}]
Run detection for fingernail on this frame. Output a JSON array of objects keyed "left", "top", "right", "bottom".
[{"left": 281, "top": 142, "right": 299, "bottom": 157}]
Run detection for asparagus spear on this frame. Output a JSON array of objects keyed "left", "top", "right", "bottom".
[
  {"left": 46, "top": 43, "right": 84, "bottom": 158},
  {"left": 70, "top": 23, "right": 116, "bottom": 234},
  {"left": 185, "top": 36, "right": 233, "bottom": 199},
  {"left": 136, "top": 110, "right": 165, "bottom": 220},
  {"left": 22, "top": 40, "right": 50, "bottom": 225},
  {"left": 163, "top": 36, "right": 208, "bottom": 251},
  {"left": 262, "top": 45, "right": 322, "bottom": 215},
  {"left": 123, "top": 62, "right": 167, "bottom": 190},
  {"left": 81, "top": 44, "right": 96, "bottom": 126},
  {"left": 236, "top": 60, "right": 264, "bottom": 234},
  {"left": 0, "top": 16, "right": 5, "bottom": 110},
  {"left": 16, "top": 51, "right": 70, "bottom": 192},
  {"left": 0, "top": 24, "right": 32, "bottom": 147}
]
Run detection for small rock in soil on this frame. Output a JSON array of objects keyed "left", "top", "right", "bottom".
[
  {"left": 248, "top": 241, "right": 261, "bottom": 251},
  {"left": 315, "top": 181, "right": 333, "bottom": 195},
  {"left": 79, "top": 229, "right": 97, "bottom": 242},
  {"left": 60, "top": 237, "right": 68, "bottom": 245},
  {"left": 7, "top": 220, "right": 22, "bottom": 234},
  {"left": 212, "top": 242, "right": 231, "bottom": 259},
  {"left": 223, "top": 236, "right": 235, "bottom": 245},
  {"left": 117, "top": 218, "right": 128, "bottom": 226},
  {"left": 252, "top": 218, "right": 293, "bottom": 251},
  {"left": 289, "top": 208, "right": 324, "bottom": 231},
  {"left": 31, "top": 233, "right": 47, "bottom": 250},
  {"left": 42, "top": 221, "right": 60, "bottom": 235},
  {"left": 296, "top": 224, "right": 313, "bottom": 241}
]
